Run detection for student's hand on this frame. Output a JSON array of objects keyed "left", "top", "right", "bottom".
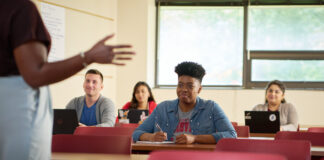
[
  {"left": 150, "top": 131, "right": 167, "bottom": 142},
  {"left": 85, "top": 34, "right": 135, "bottom": 65},
  {"left": 175, "top": 134, "right": 196, "bottom": 144},
  {"left": 79, "top": 123, "right": 87, "bottom": 127}
]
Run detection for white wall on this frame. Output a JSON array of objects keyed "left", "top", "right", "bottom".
[
  {"left": 34, "top": 0, "right": 118, "bottom": 110},
  {"left": 116, "top": 0, "right": 156, "bottom": 107}
]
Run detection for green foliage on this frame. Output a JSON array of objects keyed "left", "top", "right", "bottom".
[{"left": 157, "top": 6, "right": 324, "bottom": 85}]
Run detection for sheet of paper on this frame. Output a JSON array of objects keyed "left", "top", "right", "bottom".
[
  {"left": 136, "top": 141, "right": 175, "bottom": 144},
  {"left": 40, "top": 2, "right": 65, "bottom": 62},
  {"left": 238, "top": 137, "right": 274, "bottom": 140},
  {"left": 311, "top": 146, "right": 324, "bottom": 152}
]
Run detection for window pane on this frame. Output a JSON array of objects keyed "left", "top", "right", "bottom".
[
  {"left": 251, "top": 60, "right": 324, "bottom": 82},
  {"left": 157, "top": 7, "right": 243, "bottom": 86},
  {"left": 248, "top": 6, "right": 324, "bottom": 50}
]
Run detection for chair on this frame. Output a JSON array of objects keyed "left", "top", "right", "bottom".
[
  {"left": 234, "top": 125, "right": 250, "bottom": 137},
  {"left": 73, "top": 127, "right": 136, "bottom": 136},
  {"left": 231, "top": 122, "right": 238, "bottom": 126},
  {"left": 148, "top": 150, "right": 287, "bottom": 160},
  {"left": 275, "top": 131, "right": 324, "bottom": 146},
  {"left": 297, "top": 124, "right": 300, "bottom": 131},
  {"left": 115, "top": 123, "right": 140, "bottom": 128},
  {"left": 308, "top": 127, "right": 324, "bottom": 133},
  {"left": 215, "top": 138, "right": 311, "bottom": 160},
  {"left": 52, "top": 134, "right": 132, "bottom": 154}
]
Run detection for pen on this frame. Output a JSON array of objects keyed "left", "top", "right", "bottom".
[
  {"left": 155, "top": 123, "right": 163, "bottom": 132},
  {"left": 155, "top": 122, "right": 168, "bottom": 140}
]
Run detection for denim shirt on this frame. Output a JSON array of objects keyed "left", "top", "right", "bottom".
[{"left": 132, "top": 97, "right": 237, "bottom": 142}]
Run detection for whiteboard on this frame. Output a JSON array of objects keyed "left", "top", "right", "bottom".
[{"left": 40, "top": 2, "right": 65, "bottom": 62}]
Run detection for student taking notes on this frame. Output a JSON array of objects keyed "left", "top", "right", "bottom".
[{"left": 132, "top": 62, "right": 236, "bottom": 144}]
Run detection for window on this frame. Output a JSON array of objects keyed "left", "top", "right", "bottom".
[
  {"left": 157, "top": 6, "right": 243, "bottom": 86},
  {"left": 251, "top": 60, "right": 324, "bottom": 82},
  {"left": 247, "top": 6, "right": 324, "bottom": 88},
  {"left": 156, "top": 1, "right": 324, "bottom": 89},
  {"left": 248, "top": 7, "right": 324, "bottom": 51}
]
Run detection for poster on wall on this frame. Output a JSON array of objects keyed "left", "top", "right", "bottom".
[{"left": 40, "top": 2, "right": 65, "bottom": 62}]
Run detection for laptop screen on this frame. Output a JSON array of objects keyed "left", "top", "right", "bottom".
[
  {"left": 118, "top": 109, "right": 148, "bottom": 124},
  {"left": 53, "top": 109, "right": 78, "bottom": 134},
  {"left": 244, "top": 111, "right": 280, "bottom": 133}
]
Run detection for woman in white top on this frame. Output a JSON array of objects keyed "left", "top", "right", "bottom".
[{"left": 252, "top": 80, "right": 298, "bottom": 131}]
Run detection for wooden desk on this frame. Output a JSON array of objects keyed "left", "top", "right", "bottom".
[
  {"left": 51, "top": 153, "right": 149, "bottom": 160},
  {"left": 299, "top": 124, "right": 324, "bottom": 132},
  {"left": 132, "top": 142, "right": 324, "bottom": 157},
  {"left": 132, "top": 143, "right": 215, "bottom": 154},
  {"left": 311, "top": 146, "right": 324, "bottom": 157},
  {"left": 249, "top": 133, "right": 276, "bottom": 137},
  {"left": 51, "top": 145, "right": 324, "bottom": 159}
]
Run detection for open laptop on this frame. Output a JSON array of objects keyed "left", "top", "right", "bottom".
[
  {"left": 53, "top": 109, "right": 78, "bottom": 134},
  {"left": 244, "top": 111, "right": 280, "bottom": 133},
  {"left": 118, "top": 109, "right": 148, "bottom": 124}
]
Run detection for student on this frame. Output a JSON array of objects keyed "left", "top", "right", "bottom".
[
  {"left": 252, "top": 80, "right": 298, "bottom": 131},
  {"left": 132, "top": 62, "right": 237, "bottom": 144},
  {"left": 116, "top": 81, "right": 157, "bottom": 123},
  {"left": 0, "top": 0, "right": 134, "bottom": 159},
  {"left": 124, "top": 81, "right": 157, "bottom": 113},
  {"left": 66, "top": 69, "right": 115, "bottom": 127}
]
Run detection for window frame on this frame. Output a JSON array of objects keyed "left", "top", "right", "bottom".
[
  {"left": 246, "top": 51, "right": 324, "bottom": 89},
  {"left": 155, "top": 0, "right": 324, "bottom": 89}
]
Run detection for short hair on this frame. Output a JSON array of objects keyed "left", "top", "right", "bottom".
[
  {"left": 85, "top": 69, "right": 103, "bottom": 82},
  {"left": 175, "top": 61, "right": 206, "bottom": 83},
  {"left": 265, "top": 80, "right": 286, "bottom": 103}
]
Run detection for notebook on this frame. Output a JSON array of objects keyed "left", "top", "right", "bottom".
[
  {"left": 118, "top": 109, "right": 149, "bottom": 124},
  {"left": 53, "top": 109, "right": 78, "bottom": 134},
  {"left": 244, "top": 111, "right": 280, "bottom": 133}
]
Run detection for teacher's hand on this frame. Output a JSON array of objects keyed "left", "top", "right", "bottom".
[{"left": 85, "top": 34, "right": 135, "bottom": 65}]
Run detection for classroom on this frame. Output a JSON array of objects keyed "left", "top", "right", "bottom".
[
  {"left": 1, "top": 0, "right": 324, "bottom": 159},
  {"left": 39, "top": 0, "right": 324, "bottom": 127}
]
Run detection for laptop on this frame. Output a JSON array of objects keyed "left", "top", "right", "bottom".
[
  {"left": 53, "top": 109, "right": 78, "bottom": 134},
  {"left": 244, "top": 111, "right": 280, "bottom": 133},
  {"left": 118, "top": 109, "right": 149, "bottom": 124}
]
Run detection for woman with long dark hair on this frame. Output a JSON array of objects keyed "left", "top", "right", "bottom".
[
  {"left": 252, "top": 80, "right": 298, "bottom": 131},
  {"left": 127, "top": 81, "right": 156, "bottom": 112},
  {"left": 116, "top": 81, "right": 157, "bottom": 123}
]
